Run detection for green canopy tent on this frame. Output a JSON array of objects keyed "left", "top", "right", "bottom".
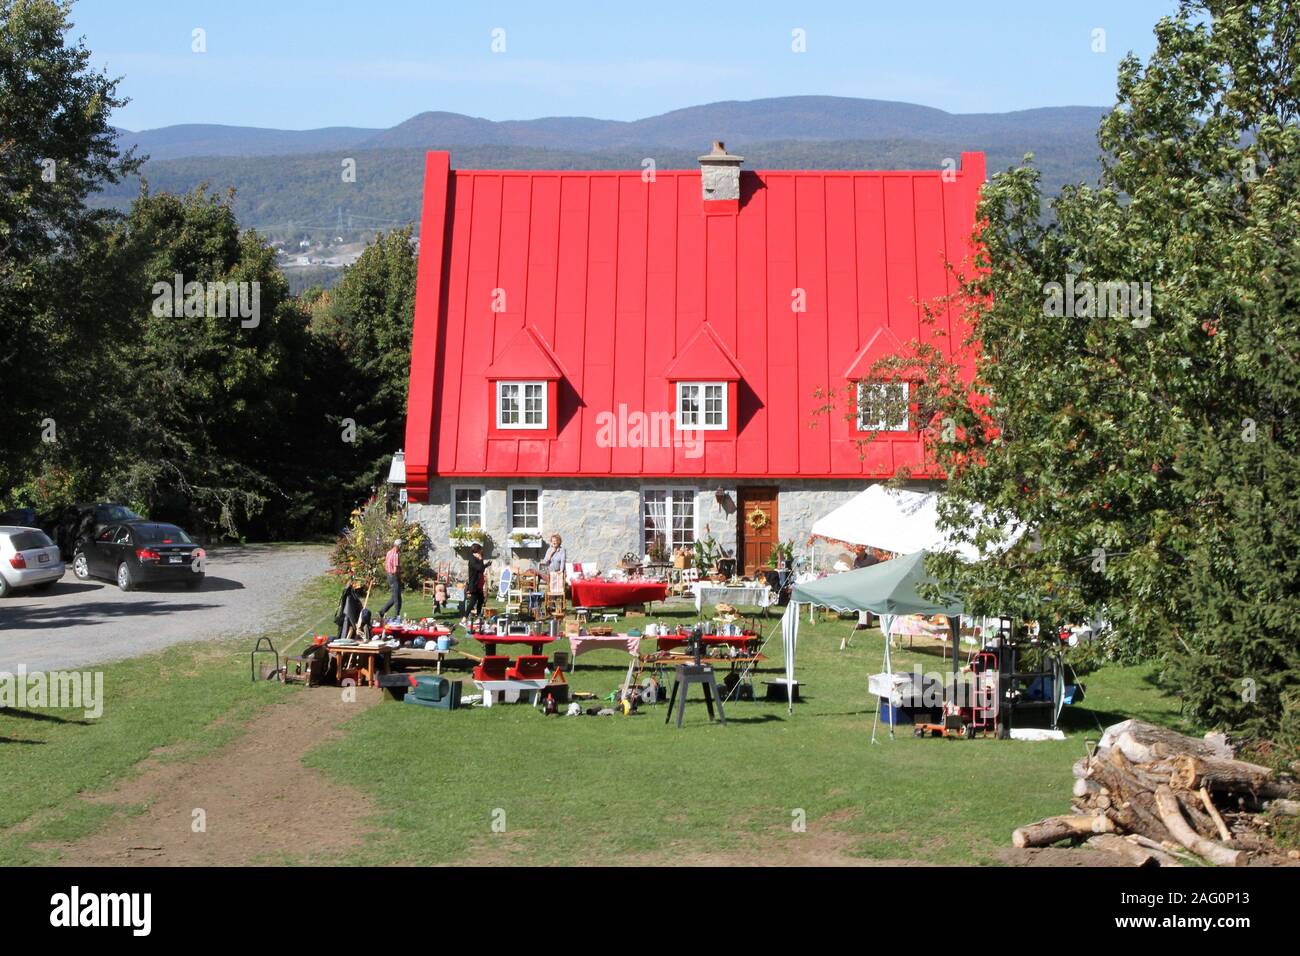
[{"left": 782, "top": 551, "right": 963, "bottom": 733}]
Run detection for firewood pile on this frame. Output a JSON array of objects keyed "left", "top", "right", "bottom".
[{"left": 1011, "top": 720, "right": 1300, "bottom": 866}]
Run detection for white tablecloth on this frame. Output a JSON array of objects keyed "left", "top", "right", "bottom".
[{"left": 692, "top": 583, "right": 773, "bottom": 613}]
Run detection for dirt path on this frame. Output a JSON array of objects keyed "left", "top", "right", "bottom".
[{"left": 52, "top": 686, "right": 381, "bottom": 866}]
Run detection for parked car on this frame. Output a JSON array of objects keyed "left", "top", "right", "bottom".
[
  {"left": 0, "top": 526, "right": 65, "bottom": 597},
  {"left": 0, "top": 507, "right": 38, "bottom": 527},
  {"left": 72, "top": 521, "right": 205, "bottom": 591},
  {"left": 42, "top": 502, "right": 143, "bottom": 559}
]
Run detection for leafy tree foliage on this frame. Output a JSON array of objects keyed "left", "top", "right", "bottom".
[
  {"left": 0, "top": 0, "right": 140, "bottom": 493},
  {"left": 861, "top": 1, "right": 1300, "bottom": 751}
]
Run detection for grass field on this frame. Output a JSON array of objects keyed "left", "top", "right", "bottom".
[{"left": 0, "top": 576, "right": 1188, "bottom": 866}]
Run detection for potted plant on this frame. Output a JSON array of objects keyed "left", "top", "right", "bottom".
[
  {"left": 449, "top": 525, "right": 488, "bottom": 548},
  {"left": 692, "top": 534, "right": 728, "bottom": 580},
  {"left": 510, "top": 531, "right": 544, "bottom": 548},
  {"left": 768, "top": 539, "right": 795, "bottom": 569}
]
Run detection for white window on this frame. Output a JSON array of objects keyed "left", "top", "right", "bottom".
[
  {"left": 856, "top": 381, "right": 910, "bottom": 432},
  {"left": 452, "top": 487, "right": 483, "bottom": 529},
  {"left": 508, "top": 487, "right": 542, "bottom": 534},
  {"left": 497, "top": 381, "right": 547, "bottom": 429},
  {"left": 676, "top": 382, "right": 727, "bottom": 430},
  {"left": 642, "top": 488, "right": 697, "bottom": 553}
]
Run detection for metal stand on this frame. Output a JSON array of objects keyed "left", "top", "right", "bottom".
[
  {"left": 250, "top": 636, "right": 279, "bottom": 682},
  {"left": 664, "top": 663, "right": 726, "bottom": 728}
]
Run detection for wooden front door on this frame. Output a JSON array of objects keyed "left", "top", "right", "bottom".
[{"left": 737, "top": 487, "right": 778, "bottom": 577}]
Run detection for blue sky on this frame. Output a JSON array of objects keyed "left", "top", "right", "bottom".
[{"left": 72, "top": 0, "right": 1174, "bottom": 131}]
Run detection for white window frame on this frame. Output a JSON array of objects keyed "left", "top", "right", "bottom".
[
  {"left": 496, "top": 380, "right": 547, "bottom": 429},
  {"left": 450, "top": 485, "right": 485, "bottom": 530},
  {"left": 675, "top": 381, "right": 727, "bottom": 431},
  {"left": 856, "top": 381, "right": 911, "bottom": 432},
  {"left": 641, "top": 486, "right": 699, "bottom": 554},
  {"left": 507, "top": 485, "right": 543, "bottom": 535}
]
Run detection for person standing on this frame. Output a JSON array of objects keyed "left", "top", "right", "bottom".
[
  {"left": 466, "top": 543, "right": 487, "bottom": 617},
  {"left": 542, "top": 534, "right": 567, "bottom": 603},
  {"left": 542, "top": 534, "right": 566, "bottom": 574},
  {"left": 379, "top": 538, "right": 403, "bottom": 623}
]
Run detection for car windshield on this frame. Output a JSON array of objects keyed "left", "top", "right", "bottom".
[
  {"left": 133, "top": 524, "right": 193, "bottom": 545},
  {"left": 9, "top": 530, "right": 53, "bottom": 551},
  {"left": 101, "top": 505, "right": 141, "bottom": 522}
]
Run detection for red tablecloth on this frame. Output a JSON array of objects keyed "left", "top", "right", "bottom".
[{"left": 570, "top": 579, "right": 668, "bottom": 607}]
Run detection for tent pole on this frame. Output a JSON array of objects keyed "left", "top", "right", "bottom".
[{"left": 949, "top": 616, "right": 959, "bottom": 713}]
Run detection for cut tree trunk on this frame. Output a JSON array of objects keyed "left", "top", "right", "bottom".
[
  {"left": 1154, "top": 786, "right": 1245, "bottom": 867},
  {"left": 1013, "top": 813, "right": 1115, "bottom": 849},
  {"left": 1099, "top": 720, "right": 1234, "bottom": 764},
  {"left": 1171, "top": 755, "right": 1275, "bottom": 794},
  {"left": 1199, "top": 787, "right": 1233, "bottom": 843}
]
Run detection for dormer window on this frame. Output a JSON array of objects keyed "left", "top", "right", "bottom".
[
  {"left": 496, "top": 381, "right": 547, "bottom": 429},
  {"left": 676, "top": 382, "right": 727, "bottom": 430},
  {"left": 856, "top": 381, "right": 911, "bottom": 432}
]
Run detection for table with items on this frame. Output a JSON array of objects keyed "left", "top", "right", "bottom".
[
  {"left": 569, "top": 578, "right": 669, "bottom": 609},
  {"left": 325, "top": 641, "right": 392, "bottom": 686},
  {"left": 691, "top": 582, "right": 774, "bottom": 614}
]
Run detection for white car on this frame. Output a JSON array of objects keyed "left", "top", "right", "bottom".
[{"left": 0, "top": 525, "right": 66, "bottom": 597}]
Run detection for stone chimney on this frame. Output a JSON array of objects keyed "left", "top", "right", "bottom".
[{"left": 699, "top": 141, "right": 743, "bottom": 212}]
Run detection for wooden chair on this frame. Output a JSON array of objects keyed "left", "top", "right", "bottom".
[{"left": 672, "top": 567, "right": 699, "bottom": 596}]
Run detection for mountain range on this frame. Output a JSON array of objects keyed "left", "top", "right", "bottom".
[{"left": 99, "top": 96, "right": 1111, "bottom": 238}]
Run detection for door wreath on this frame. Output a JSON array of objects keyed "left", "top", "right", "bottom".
[{"left": 747, "top": 508, "right": 770, "bottom": 530}]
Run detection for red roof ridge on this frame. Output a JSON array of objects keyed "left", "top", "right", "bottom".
[
  {"left": 485, "top": 324, "right": 567, "bottom": 380},
  {"left": 663, "top": 323, "right": 746, "bottom": 381}
]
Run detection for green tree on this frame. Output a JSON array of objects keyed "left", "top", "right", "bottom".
[
  {"left": 858, "top": 1, "right": 1300, "bottom": 752},
  {"left": 0, "top": 0, "right": 140, "bottom": 492},
  {"left": 66, "top": 186, "right": 312, "bottom": 535},
  {"left": 304, "top": 228, "right": 417, "bottom": 528}
]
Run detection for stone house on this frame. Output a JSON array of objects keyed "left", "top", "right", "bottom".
[{"left": 402, "top": 144, "right": 984, "bottom": 571}]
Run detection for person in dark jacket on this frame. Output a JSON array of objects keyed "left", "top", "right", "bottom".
[
  {"left": 465, "top": 544, "right": 488, "bottom": 617},
  {"left": 335, "top": 578, "right": 363, "bottom": 641}
]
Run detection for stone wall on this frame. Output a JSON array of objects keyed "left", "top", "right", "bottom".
[{"left": 409, "top": 477, "right": 933, "bottom": 574}]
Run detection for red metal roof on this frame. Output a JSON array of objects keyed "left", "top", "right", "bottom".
[{"left": 404, "top": 150, "right": 985, "bottom": 500}]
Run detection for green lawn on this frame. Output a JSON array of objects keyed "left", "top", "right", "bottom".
[
  {"left": 0, "top": 578, "right": 1188, "bottom": 866},
  {"left": 0, "top": 575, "right": 337, "bottom": 866},
  {"left": 300, "top": 592, "right": 1187, "bottom": 866}
]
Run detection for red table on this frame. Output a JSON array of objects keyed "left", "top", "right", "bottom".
[
  {"left": 471, "top": 634, "right": 557, "bottom": 656},
  {"left": 570, "top": 579, "right": 668, "bottom": 608}
]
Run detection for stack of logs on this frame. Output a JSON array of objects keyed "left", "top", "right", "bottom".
[{"left": 1012, "top": 720, "right": 1299, "bottom": 866}]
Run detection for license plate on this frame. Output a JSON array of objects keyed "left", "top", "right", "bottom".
[
  {"left": 168, "top": 556, "right": 183, "bottom": 564},
  {"left": 38, "top": 554, "right": 49, "bottom": 563}
]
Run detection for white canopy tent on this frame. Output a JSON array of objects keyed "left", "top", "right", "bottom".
[{"left": 809, "top": 485, "right": 1022, "bottom": 563}]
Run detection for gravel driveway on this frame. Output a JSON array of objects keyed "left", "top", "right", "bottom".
[{"left": 0, "top": 544, "right": 330, "bottom": 672}]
